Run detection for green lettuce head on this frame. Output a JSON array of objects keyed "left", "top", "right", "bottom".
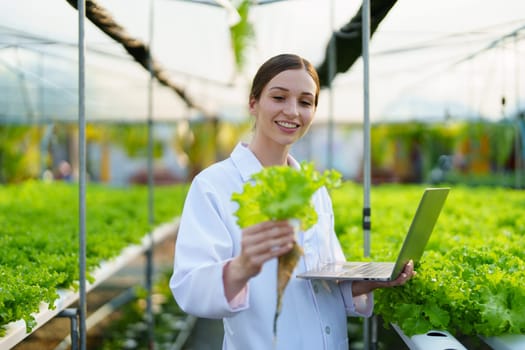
[{"left": 232, "top": 162, "right": 341, "bottom": 230}]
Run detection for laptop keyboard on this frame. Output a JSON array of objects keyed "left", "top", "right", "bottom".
[{"left": 349, "top": 262, "right": 394, "bottom": 276}]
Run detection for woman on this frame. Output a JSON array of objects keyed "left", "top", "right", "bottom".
[{"left": 170, "top": 53, "right": 415, "bottom": 349}]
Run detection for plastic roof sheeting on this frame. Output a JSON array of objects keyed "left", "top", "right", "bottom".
[
  {"left": 1, "top": 0, "right": 525, "bottom": 124},
  {"left": 0, "top": 38, "right": 194, "bottom": 124}
]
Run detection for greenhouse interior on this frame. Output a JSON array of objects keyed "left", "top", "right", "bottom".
[{"left": 1, "top": 0, "right": 524, "bottom": 349}]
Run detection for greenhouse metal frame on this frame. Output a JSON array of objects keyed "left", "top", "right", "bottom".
[{"left": 1, "top": 1, "right": 525, "bottom": 350}]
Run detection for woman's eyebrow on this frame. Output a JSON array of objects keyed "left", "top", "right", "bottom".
[
  {"left": 269, "top": 86, "right": 314, "bottom": 97},
  {"left": 269, "top": 86, "right": 289, "bottom": 92}
]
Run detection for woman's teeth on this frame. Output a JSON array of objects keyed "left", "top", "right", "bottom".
[{"left": 276, "top": 121, "right": 298, "bottom": 129}]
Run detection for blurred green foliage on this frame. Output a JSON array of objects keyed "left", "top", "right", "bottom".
[
  {"left": 0, "top": 126, "right": 42, "bottom": 183},
  {"left": 0, "top": 121, "right": 519, "bottom": 187},
  {"left": 370, "top": 120, "right": 518, "bottom": 184}
]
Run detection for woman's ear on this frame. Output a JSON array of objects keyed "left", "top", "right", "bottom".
[{"left": 248, "top": 96, "right": 257, "bottom": 115}]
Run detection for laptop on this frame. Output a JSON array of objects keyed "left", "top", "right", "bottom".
[{"left": 296, "top": 187, "right": 450, "bottom": 281}]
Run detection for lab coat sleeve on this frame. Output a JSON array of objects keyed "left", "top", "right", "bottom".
[
  {"left": 170, "top": 176, "right": 249, "bottom": 318},
  {"left": 339, "top": 281, "right": 374, "bottom": 317}
]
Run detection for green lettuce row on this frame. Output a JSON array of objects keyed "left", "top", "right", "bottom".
[
  {"left": 332, "top": 183, "right": 525, "bottom": 337},
  {"left": 0, "top": 181, "right": 188, "bottom": 335}
]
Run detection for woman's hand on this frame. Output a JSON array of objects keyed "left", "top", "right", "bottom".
[
  {"left": 223, "top": 220, "right": 295, "bottom": 301},
  {"left": 351, "top": 260, "right": 416, "bottom": 297}
]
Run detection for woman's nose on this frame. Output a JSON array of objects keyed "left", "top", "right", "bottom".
[{"left": 283, "top": 99, "right": 299, "bottom": 117}]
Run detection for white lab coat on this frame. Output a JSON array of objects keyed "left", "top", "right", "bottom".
[{"left": 170, "top": 142, "right": 373, "bottom": 350}]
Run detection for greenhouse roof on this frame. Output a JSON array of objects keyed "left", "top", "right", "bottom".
[{"left": 1, "top": 0, "right": 524, "bottom": 124}]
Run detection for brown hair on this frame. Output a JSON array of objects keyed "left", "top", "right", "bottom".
[{"left": 249, "top": 53, "right": 321, "bottom": 107}]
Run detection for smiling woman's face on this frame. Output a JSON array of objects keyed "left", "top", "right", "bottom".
[{"left": 249, "top": 68, "right": 317, "bottom": 149}]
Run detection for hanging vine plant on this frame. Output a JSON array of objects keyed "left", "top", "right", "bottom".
[{"left": 229, "top": 0, "right": 255, "bottom": 72}]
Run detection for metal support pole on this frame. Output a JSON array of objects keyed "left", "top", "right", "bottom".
[
  {"left": 40, "top": 124, "right": 54, "bottom": 177},
  {"left": 54, "top": 289, "right": 138, "bottom": 350},
  {"left": 147, "top": 0, "right": 155, "bottom": 232},
  {"left": 327, "top": 0, "right": 336, "bottom": 169},
  {"left": 362, "top": 0, "right": 372, "bottom": 349},
  {"left": 145, "top": 245, "right": 155, "bottom": 350},
  {"left": 38, "top": 54, "right": 46, "bottom": 176},
  {"left": 514, "top": 33, "right": 522, "bottom": 189},
  {"left": 76, "top": 1, "right": 87, "bottom": 349},
  {"left": 169, "top": 315, "right": 198, "bottom": 350},
  {"left": 146, "top": 0, "right": 156, "bottom": 349},
  {"left": 57, "top": 309, "right": 79, "bottom": 350},
  {"left": 362, "top": 0, "right": 371, "bottom": 259},
  {"left": 516, "top": 118, "right": 521, "bottom": 189}
]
